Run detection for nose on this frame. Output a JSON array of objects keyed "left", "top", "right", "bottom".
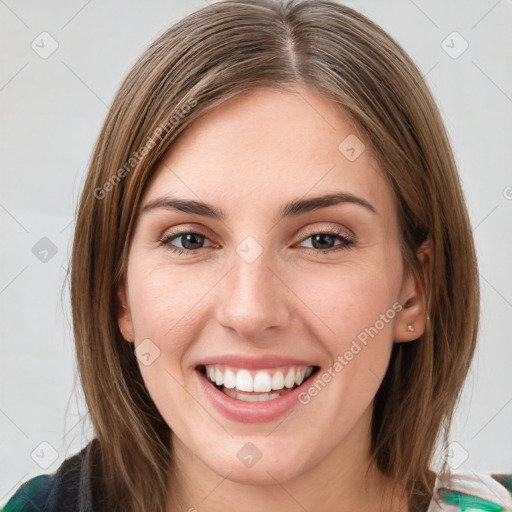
[{"left": 214, "top": 246, "right": 292, "bottom": 342}]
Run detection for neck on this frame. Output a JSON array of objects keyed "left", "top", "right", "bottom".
[{"left": 165, "top": 407, "right": 410, "bottom": 512}]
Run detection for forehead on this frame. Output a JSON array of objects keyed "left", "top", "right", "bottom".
[{"left": 141, "top": 87, "right": 395, "bottom": 219}]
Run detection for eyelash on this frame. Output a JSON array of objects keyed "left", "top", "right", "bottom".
[{"left": 158, "top": 227, "right": 355, "bottom": 257}]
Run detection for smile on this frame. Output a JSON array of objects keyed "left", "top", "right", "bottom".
[
  {"left": 201, "top": 364, "right": 315, "bottom": 402},
  {"left": 194, "top": 355, "right": 321, "bottom": 422}
]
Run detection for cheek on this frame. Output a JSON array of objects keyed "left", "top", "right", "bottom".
[
  {"left": 292, "top": 266, "right": 399, "bottom": 424},
  {"left": 128, "top": 266, "right": 205, "bottom": 421},
  {"left": 127, "top": 262, "right": 208, "bottom": 341},
  {"left": 295, "top": 262, "right": 399, "bottom": 347},
  {"left": 126, "top": 261, "right": 221, "bottom": 406},
  {"left": 291, "top": 262, "right": 401, "bottom": 416}
]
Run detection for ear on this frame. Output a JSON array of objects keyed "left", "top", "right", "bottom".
[
  {"left": 117, "top": 281, "right": 135, "bottom": 343},
  {"left": 394, "top": 236, "right": 432, "bottom": 343}
]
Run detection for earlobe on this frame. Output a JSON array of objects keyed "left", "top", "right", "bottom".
[
  {"left": 117, "top": 283, "right": 135, "bottom": 343},
  {"left": 394, "top": 237, "right": 433, "bottom": 343}
]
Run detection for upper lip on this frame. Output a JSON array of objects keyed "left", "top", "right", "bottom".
[{"left": 195, "top": 354, "right": 319, "bottom": 370}]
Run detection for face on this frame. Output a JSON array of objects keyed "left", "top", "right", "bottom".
[{"left": 118, "top": 86, "right": 428, "bottom": 487}]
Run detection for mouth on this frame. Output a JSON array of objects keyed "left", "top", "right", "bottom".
[{"left": 196, "top": 364, "right": 320, "bottom": 403}]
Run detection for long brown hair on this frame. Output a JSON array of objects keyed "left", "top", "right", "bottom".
[{"left": 69, "top": 1, "right": 479, "bottom": 510}]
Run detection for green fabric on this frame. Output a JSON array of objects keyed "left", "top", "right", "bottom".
[
  {"left": 439, "top": 489, "right": 505, "bottom": 511},
  {"left": 3, "top": 475, "right": 52, "bottom": 512},
  {"left": 2, "top": 457, "right": 511, "bottom": 511}
]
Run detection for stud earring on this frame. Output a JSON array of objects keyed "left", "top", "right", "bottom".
[{"left": 407, "top": 324, "right": 415, "bottom": 332}]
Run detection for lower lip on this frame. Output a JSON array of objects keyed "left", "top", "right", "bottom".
[{"left": 196, "top": 368, "right": 316, "bottom": 423}]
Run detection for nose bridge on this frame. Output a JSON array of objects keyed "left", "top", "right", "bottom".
[{"left": 215, "top": 237, "right": 290, "bottom": 339}]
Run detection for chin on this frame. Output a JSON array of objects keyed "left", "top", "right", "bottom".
[
  {"left": 201, "top": 441, "right": 310, "bottom": 486},
  {"left": 218, "top": 460, "right": 305, "bottom": 486}
]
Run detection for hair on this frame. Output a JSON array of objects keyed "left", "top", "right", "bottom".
[{"left": 68, "top": 0, "right": 479, "bottom": 510}]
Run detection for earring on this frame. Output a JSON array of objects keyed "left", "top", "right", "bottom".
[{"left": 407, "top": 324, "right": 415, "bottom": 332}]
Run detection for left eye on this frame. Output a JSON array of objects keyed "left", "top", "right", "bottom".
[
  {"left": 299, "top": 231, "right": 354, "bottom": 252},
  {"left": 158, "top": 229, "right": 355, "bottom": 255},
  {"left": 159, "top": 232, "right": 214, "bottom": 254}
]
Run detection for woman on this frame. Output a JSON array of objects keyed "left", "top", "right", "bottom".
[{"left": 4, "top": 1, "right": 511, "bottom": 511}]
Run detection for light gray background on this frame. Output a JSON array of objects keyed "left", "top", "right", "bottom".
[{"left": 1, "top": 0, "right": 511, "bottom": 505}]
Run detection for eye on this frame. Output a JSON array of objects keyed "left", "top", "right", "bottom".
[
  {"left": 297, "top": 227, "right": 355, "bottom": 256},
  {"left": 158, "top": 230, "right": 215, "bottom": 255},
  {"left": 158, "top": 227, "right": 355, "bottom": 256}
]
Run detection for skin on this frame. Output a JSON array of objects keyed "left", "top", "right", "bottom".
[{"left": 117, "top": 86, "right": 431, "bottom": 512}]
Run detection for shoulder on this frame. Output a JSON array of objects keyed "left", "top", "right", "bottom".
[
  {"left": 2, "top": 474, "right": 53, "bottom": 512},
  {"left": 2, "top": 442, "right": 93, "bottom": 512},
  {"left": 491, "top": 472, "right": 512, "bottom": 494},
  {"left": 426, "top": 470, "right": 512, "bottom": 512}
]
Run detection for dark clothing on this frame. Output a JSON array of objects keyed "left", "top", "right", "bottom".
[
  {"left": 3, "top": 441, "right": 512, "bottom": 511},
  {"left": 3, "top": 442, "right": 101, "bottom": 512}
]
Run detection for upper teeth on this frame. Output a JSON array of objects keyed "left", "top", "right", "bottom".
[{"left": 204, "top": 365, "right": 313, "bottom": 392}]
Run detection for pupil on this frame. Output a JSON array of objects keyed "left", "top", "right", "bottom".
[
  {"left": 182, "top": 233, "right": 203, "bottom": 249},
  {"left": 312, "top": 233, "right": 334, "bottom": 250}
]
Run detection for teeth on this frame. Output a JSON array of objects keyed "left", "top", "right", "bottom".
[
  {"left": 223, "top": 388, "right": 282, "bottom": 402},
  {"left": 223, "top": 369, "right": 236, "bottom": 389},
  {"left": 284, "top": 368, "right": 296, "bottom": 388},
  {"left": 203, "top": 364, "right": 314, "bottom": 393},
  {"left": 271, "top": 371, "right": 284, "bottom": 390},
  {"left": 235, "top": 369, "right": 253, "bottom": 392},
  {"left": 253, "top": 371, "right": 272, "bottom": 392}
]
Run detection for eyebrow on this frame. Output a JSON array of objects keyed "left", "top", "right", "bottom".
[{"left": 141, "top": 191, "right": 377, "bottom": 220}]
